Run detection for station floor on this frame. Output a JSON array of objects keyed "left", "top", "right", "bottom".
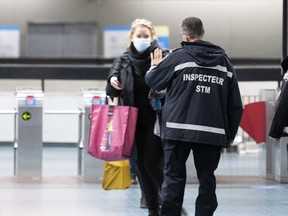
[{"left": 0, "top": 145, "right": 288, "bottom": 216}]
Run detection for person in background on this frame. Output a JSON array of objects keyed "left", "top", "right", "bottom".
[
  {"left": 145, "top": 16, "right": 243, "bottom": 216},
  {"left": 269, "top": 56, "right": 288, "bottom": 140},
  {"left": 106, "top": 18, "right": 166, "bottom": 216}
]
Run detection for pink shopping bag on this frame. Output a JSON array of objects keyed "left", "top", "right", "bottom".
[{"left": 88, "top": 104, "right": 138, "bottom": 161}]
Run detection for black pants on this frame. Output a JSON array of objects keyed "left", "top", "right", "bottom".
[
  {"left": 160, "top": 140, "right": 221, "bottom": 216},
  {"left": 135, "top": 122, "right": 164, "bottom": 210}
]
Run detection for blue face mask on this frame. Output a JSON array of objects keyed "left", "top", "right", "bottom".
[{"left": 133, "top": 38, "right": 151, "bottom": 53}]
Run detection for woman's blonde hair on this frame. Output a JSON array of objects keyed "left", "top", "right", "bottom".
[{"left": 126, "top": 18, "right": 157, "bottom": 47}]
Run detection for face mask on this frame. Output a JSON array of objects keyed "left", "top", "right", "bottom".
[{"left": 133, "top": 38, "right": 151, "bottom": 53}]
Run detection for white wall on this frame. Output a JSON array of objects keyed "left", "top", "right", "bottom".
[
  {"left": 0, "top": 80, "right": 106, "bottom": 93},
  {"left": 0, "top": 0, "right": 282, "bottom": 58},
  {"left": 239, "top": 81, "right": 279, "bottom": 105}
]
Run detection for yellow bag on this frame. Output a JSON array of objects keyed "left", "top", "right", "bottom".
[{"left": 102, "top": 160, "right": 132, "bottom": 190}]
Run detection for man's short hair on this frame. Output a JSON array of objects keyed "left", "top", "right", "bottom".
[{"left": 181, "top": 17, "right": 205, "bottom": 38}]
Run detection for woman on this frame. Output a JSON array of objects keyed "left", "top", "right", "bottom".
[{"left": 106, "top": 18, "right": 165, "bottom": 216}]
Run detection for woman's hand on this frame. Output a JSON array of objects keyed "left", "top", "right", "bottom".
[
  {"left": 150, "top": 48, "right": 163, "bottom": 66},
  {"left": 110, "top": 76, "right": 123, "bottom": 90}
]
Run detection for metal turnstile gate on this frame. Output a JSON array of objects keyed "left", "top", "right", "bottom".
[
  {"left": 79, "top": 88, "right": 105, "bottom": 183},
  {"left": 274, "top": 137, "right": 288, "bottom": 182},
  {"left": 15, "top": 87, "right": 43, "bottom": 182}
]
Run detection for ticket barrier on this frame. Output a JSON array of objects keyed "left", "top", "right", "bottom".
[
  {"left": 274, "top": 137, "right": 288, "bottom": 182},
  {"left": 258, "top": 89, "right": 278, "bottom": 180},
  {"left": 78, "top": 88, "right": 106, "bottom": 183},
  {"left": 258, "top": 89, "right": 288, "bottom": 183},
  {"left": 15, "top": 87, "right": 43, "bottom": 182},
  {"left": 260, "top": 87, "right": 288, "bottom": 183},
  {"left": 268, "top": 86, "right": 288, "bottom": 182}
]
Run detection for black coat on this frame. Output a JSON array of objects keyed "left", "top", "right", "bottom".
[
  {"left": 145, "top": 40, "right": 243, "bottom": 147},
  {"left": 106, "top": 51, "right": 135, "bottom": 106},
  {"left": 269, "top": 76, "right": 288, "bottom": 139},
  {"left": 106, "top": 40, "right": 168, "bottom": 107},
  {"left": 269, "top": 56, "right": 288, "bottom": 139}
]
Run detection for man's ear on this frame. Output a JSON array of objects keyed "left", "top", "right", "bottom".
[{"left": 183, "top": 35, "right": 190, "bottom": 42}]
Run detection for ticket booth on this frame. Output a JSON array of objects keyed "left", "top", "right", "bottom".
[{"left": 15, "top": 87, "right": 43, "bottom": 182}]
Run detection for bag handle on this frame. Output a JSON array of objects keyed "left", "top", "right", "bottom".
[
  {"left": 106, "top": 96, "right": 120, "bottom": 116},
  {"left": 113, "top": 97, "right": 119, "bottom": 105},
  {"left": 105, "top": 96, "right": 121, "bottom": 106}
]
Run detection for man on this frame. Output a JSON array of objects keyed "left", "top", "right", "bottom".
[{"left": 145, "top": 17, "right": 243, "bottom": 216}]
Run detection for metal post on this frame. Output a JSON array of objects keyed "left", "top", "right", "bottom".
[
  {"left": 274, "top": 137, "right": 288, "bottom": 182},
  {"left": 80, "top": 88, "right": 105, "bottom": 183},
  {"left": 259, "top": 89, "right": 278, "bottom": 180},
  {"left": 15, "top": 87, "right": 43, "bottom": 182}
]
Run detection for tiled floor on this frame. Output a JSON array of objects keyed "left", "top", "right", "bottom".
[{"left": 0, "top": 145, "right": 288, "bottom": 216}]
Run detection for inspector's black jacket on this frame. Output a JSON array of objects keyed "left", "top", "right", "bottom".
[{"left": 145, "top": 40, "right": 243, "bottom": 147}]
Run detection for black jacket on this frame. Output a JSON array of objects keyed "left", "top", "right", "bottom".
[
  {"left": 145, "top": 40, "right": 243, "bottom": 147},
  {"left": 269, "top": 74, "right": 288, "bottom": 139},
  {"left": 106, "top": 40, "right": 168, "bottom": 107},
  {"left": 106, "top": 51, "right": 135, "bottom": 106}
]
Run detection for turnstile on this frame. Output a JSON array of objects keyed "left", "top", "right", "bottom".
[
  {"left": 15, "top": 87, "right": 43, "bottom": 182},
  {"left": 79, "top": 88, "right": 105, "bottom": 183},
  {"left": 274, "top": 137, "right": 288, "bottom": 182},
  {"left": 258, "top": 89, "right": 278, "bottom": 180}
]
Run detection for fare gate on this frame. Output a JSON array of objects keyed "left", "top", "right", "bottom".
[
  {"left": 15, "top": 87, "right": 43, "bottom": 182},
  {"left": 259, "top": 89, "right": 278, "bottom": 180},
  {"left": 79, "top": 88, "right": 105, "bottom": 183},
  {"left": 274, "top": 137, "right": 288, "bottom": 182},
  {"left": 259, "top": 89, "right": 288, "bottom": 183}
]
